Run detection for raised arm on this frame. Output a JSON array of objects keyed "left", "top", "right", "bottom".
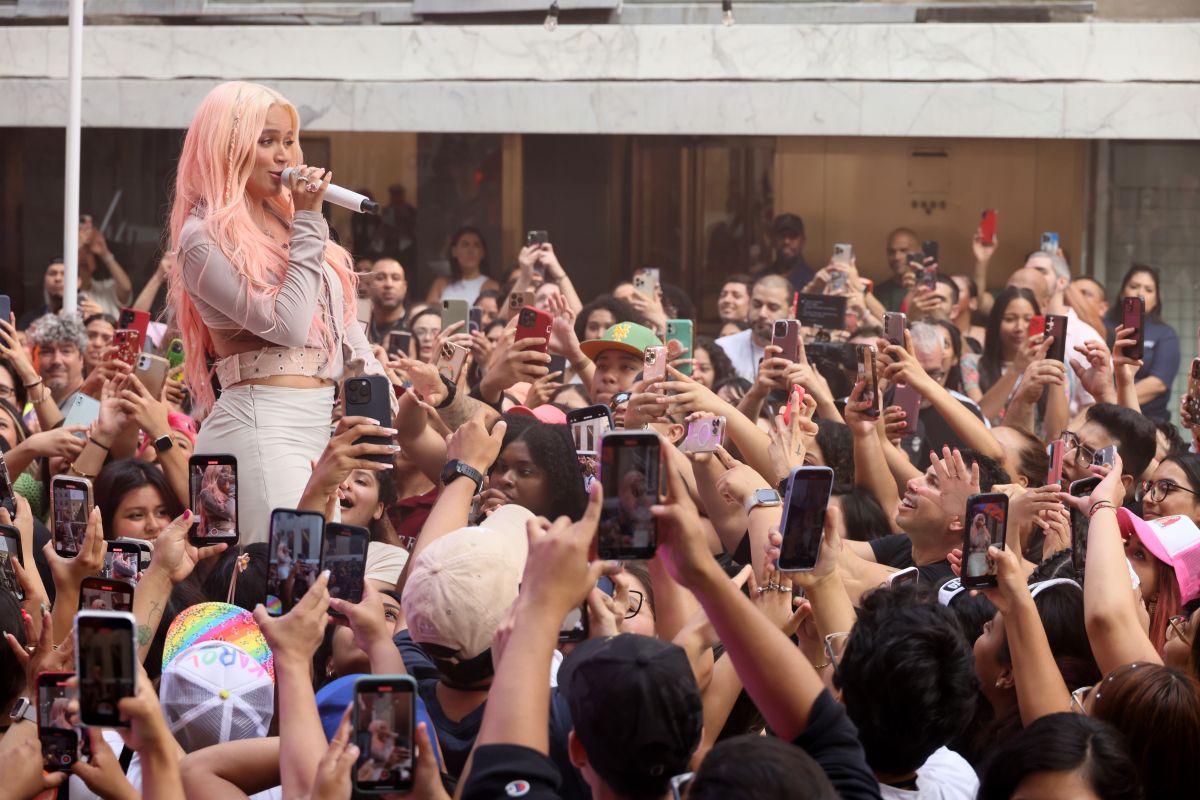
[{"left": 1059, "top": 457, "right": 1161, "bottom": 675}]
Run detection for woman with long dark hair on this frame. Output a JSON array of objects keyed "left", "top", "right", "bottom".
[
  {"left": 94, "top": 458, "right": 186, "bottom": 543},
  {"left": 972, "top": 287, "right": 1042, "bottom": 425},
  {"left": 424, "top": 226, "right": 499, "bottom": 305},
  {"left": 167, "top": 81, "right": 394, "bottom": 545},
  {"left": 1103, "top": 264, "right": 1180, "bottom": 421}
]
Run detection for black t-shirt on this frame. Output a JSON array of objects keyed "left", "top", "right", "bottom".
[
  {"left": 887, "top": 388, "right": 986, "bottom": 473},
  {"left": 869, "top": 534, "right": 955, "bottom": 587},
  {"left": 460, "top": 690, "right": 881, "bottom": 800}
]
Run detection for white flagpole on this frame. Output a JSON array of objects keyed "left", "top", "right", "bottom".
[{"left": 62, "top": 0, "right": 84, "bottom": 314}]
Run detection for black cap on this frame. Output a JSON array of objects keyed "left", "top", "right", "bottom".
[
  {"left": 772, "top": 213, "right": 806, "bottom": 238},
  {"left": 562, "top": 635, "right": 702, "bottom": 794}
]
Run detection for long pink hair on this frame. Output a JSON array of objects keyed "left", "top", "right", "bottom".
[{"left": 166, "top": 81, "right": 357, "bottom": 417}]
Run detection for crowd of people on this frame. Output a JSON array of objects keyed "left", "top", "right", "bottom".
[{"left": 1, "top": 79, "right": 1197, "bottom": 800}]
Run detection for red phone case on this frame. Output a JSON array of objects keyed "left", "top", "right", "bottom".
[
  {"left": 112, "top": 330, "right": 140, "bottom": 366},
  {"left": 1028, "top": 316, "right": 1046, "bottom": 339},
  {"left": 515, "top": 306, "right": 554, "bottom": 354},
  {"left": 118, "top": 308, "right": 150, "bottom": 346},
  {"left": 980, "top": 209, "right": 998, "bottom": 246}
]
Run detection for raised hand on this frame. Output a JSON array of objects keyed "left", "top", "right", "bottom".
[
  {"left": 520, "top": 484, "right": 604, "bottom": 617},
  {"left": 254, "top": 569, "right": 333, "bottom": 666},
  {"left": 444, "top": 407, "right": 507, "bottom": 475},
  {"left": 146, "top": 510, "right": 228, "bottom": 585}
]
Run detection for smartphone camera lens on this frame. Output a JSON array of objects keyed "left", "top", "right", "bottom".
[
  {"left": 346, "top": 380, "right": 369, "bottom": 405},
  {"left": 774, "top": 321, "right": 785, "bottom": 336},
  {"left": 441, "top": 343, "right": 454, "bottom": 360},
  {"left": 519, "top": 309, "right": 534, "bottom": 327}
]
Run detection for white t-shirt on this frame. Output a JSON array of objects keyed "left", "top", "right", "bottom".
[
  {"left": 439, "top": 275, "right": 489, "bottom": 304},
  {"left": 1064, "top": 307, "right": 1107, "bottom": 416},
  {"left": 878, "top": 747, "right": 979, "bottom": 800},
  {"left": 714, "top": 328, "right": 766, "bottom": 382},
  {"left": 83, "top": 277, "right": 125, "bottom": 319},
  {"left": 69, "top": 731, "right": 282, "bottom": 800}
]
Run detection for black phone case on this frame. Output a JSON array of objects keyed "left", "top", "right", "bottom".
[
  {"left": 344, "top": 375, "right": 393, "bottom": 464},
  {"left": 1123, "top": 298, "right": 1145, "bottom": 361},
  {"left": 1044, "top": 315, "right": 1069, "bottom": 363}
]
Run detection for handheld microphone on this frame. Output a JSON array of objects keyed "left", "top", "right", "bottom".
[{"left": 280, "top": 168, "right": 380, "bottom": 215}]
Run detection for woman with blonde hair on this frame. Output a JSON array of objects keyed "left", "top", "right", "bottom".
[{"left": 168, "top": 82, "right": 394, "bottom": 544}]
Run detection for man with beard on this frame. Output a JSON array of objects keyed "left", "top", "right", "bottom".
[
  {"left": 366, "top": 258, "right": 410, "bottom": 346},
  {"left": 715, "top": 274, "right": 794, "bottom": 381},
  {"left": 26, "top": 313, "right": 88, "bottom": 412},
  {"left": 760, "top": 213, "right": 815, "bottom": 290}
]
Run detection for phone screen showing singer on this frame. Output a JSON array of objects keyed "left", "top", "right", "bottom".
[{"left": 190, "top": 462, "right": 237, "bottom": 539}]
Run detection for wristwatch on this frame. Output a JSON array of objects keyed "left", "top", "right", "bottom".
[
  {"left": 743, "top": 488, "right": 782, "bottom": 515},
  {"left": 152, "top": 433, "right": 174, "bottom": 453},
  {"left": 9, "top": 697, "right": 35, "bottom": 725},
  {"left": 441, "top": 459, "right": 484, "bottom": 494}
]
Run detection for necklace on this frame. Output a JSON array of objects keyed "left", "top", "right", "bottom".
[{"left": 253, "top": 204, "right": 290, "bottom": 250}]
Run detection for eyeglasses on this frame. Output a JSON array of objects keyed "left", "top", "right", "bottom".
[
  {"left": 1136, "top": 479, "right": 1200, "bottom": 504},
  {"left": 1070, "top": 684, "right": 1093, "bottom": 714},
  {"left": 1168, "top": 613, "right": 1193, "bottom": 647},
  {"left": 1061, "top": 431, "right": 1098, "bottom": 467},
  {"left": 824, "top": 631, "right": 851, "bottom": 671},
  {"left": 625, "top": 589, "right": 645, "bottom": 620},
  {"left": 0, "top": 385, "right": 13, "bottom": 400}
]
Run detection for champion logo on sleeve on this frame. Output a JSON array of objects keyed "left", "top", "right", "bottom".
[{"left": 505, "top": 780, "right": 532, "bottom": 797}]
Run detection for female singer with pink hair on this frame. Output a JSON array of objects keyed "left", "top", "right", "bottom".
[{"left": 168, "top": 82, "right": 394, "bottom": 545}]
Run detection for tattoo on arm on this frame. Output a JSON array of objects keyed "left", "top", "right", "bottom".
[
  {"left": 138, "top": 624, "right": 151, "bottom": 646},
  {"left": 139, "top": 599, "right": 163, "bottom": 648}
]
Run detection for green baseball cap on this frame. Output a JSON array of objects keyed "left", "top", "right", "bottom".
[{"left": 580, "top": 322, "right": 662, "bottom": 360}]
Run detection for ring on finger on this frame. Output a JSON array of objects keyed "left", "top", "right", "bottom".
[
  {"left": 296, "top": 176, "right": 309, "bottom": 184},
  {"left": 756, "top": 586, "right": 770, "bottom": 595}
]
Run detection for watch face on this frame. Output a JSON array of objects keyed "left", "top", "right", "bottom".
[{"left": 757, "top": 489, "right": 780, "bottom": 504}]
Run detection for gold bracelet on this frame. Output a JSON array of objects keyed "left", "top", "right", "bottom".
[
  {"left": 811, "top": 661, "right": 832, "bottom": 670},
  {"left": 68, "top": 464, "right": 96, "bottom": 479}
]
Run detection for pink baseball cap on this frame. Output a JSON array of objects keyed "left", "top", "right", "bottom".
[
  {"left": 509, "top": 404, "right": 567, "bottom": 425},
  {"left": 1117, "top": 508, "right": 1200, "bottom": 603}
]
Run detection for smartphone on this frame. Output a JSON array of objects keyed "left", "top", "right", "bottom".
[
  {"left": 1041, "top": 231, "right": 1060, "bottom": 253},
  {"left": 0, "top": 524, "right": 23, "bottom": 601},
  {"left": 665, "top": 319, "right": 693, "bottom": 377},
  {"left": 112, "top": 329, "right": 140, "bottom": 367},
  {"left": 681, "top": 416, "right": 726, "bottom": 454},
  {"left": 548, "top": 353, "right": 568, "bottom": 377},
  {"left": 918, "top": 265, "right": 938, "bottom": 292},
  {"left": 559, "top": 602, "right": 588, "bottom": 643},
  {"left": 117, "top": 308, "right": 150, "bottom": 347},
  {"left": 37, "top": 672, "right": 78, "bottom": 771},
  {"left": 961, "top": 493, "right": 1008, "bottom": 589},
  {"left": 1069, "top": 476, "right": 1101, "bottom": 573},
  {"left": 103, "top": 540, "right": 141, "bottom": 584},
  {"left": 1122, "top": 295, "right": 1145, "bottom": 361},
  {"left": 1185, "top": 358, "right": 1200, "bottom": 422},
  {"left": 857, "top": 344, "right": 880, "bottom": 418},
  {"left": 266, "top": 508, "right": 325, "bottom": 616},
  {"left": 831, "top": 243, "right": 853, "bottom": 266},
  {"left": 922, "top": 240, "right": 940, "bottom": 264},
  {"left": 0, "top": 295, "right": 10, "bottom": 323},
  {"left": 112, "top": 537, "right": 151, "bottom": 574},
  {"left": 771, "top": 319, "right": 801, "bottom": 362},
  {"left": 980, "top": 209, "right": 998, "bottom": 246},
  {"left": 777, "top": 466, "right": 835, "bottom": 572},
  {"left": 643, "top": 345, "right": 668, "bottom": 383},
  {"left": 567, "top": 404, "right": 613, "bottom": 456},
  {"left": 441, "top": 299, "right": 470, "bottom": 333},
  {"left": 384, "top": 330, "right": 413, "bottom": 360},
  {"left": 1028, "top": 315, "right": 1047, "bottom": 340},
  {"left": 887, "top": 566, "right": 919, "bottom": 587},
  {"left": 75, "top": 610, "right": 137, "bottom": 727},
  {"left": 892, "top": 383, "right": 921, "bottom": 435},
  {"left": 343, "top": 376, "right": 394, "bottom": 465},
  {"left": 525, "top": 230, "right": 549, "bottom": 246},
  {"left": 323, "top": 523, "right": 369, "bottom": 613},
  {"left": 633, "top": 270, "right": 658, "bottom": 300},
  {"left": 62, "top": 392, "right": 101, "bottom": 438},
  {"left": 435, "top": 341, "right": 470, "bottom": 383},
  {"left": 51, "top": 475, "right": 93, "bottom": 558},
  {"left": 1094, "top": 444, "right": 1118, "bottom": 470},
  {"left": 0, "top": 454, "right": 14, "bottom": 517},
  {"left": 469, "top": 307, "right": 484, "bottom": 335},
  {"left": 508, "top": 290, "right": 529, "bottom": 311},
  {"left": 1044, "top": 314, "right": 1069, "bottom": 362},
  {"left": 79, "top": 576, "right": 134, "bottom": 612},
  {"left": 167, "top": 337, "right": 186, "bottom": 370},
  {"left": 883, "top": 312, "right": 907, "bottom": 348},
  {"left": 598, "top": 430, "right": 662, "bottom": 560},
  {"left": 515, "top": 306, "right": 553, "bottom": 354},
  {"left": 352, "top": 676, "right": 417, "bottom": 794},
  {"left": 188, "top": 454, "right": 238, "bottom": 546},
  {"left": 135, "top": 353, "right": 170, "bottom": 400},
  {"left": 1046, "top": 439, "right": 1065, "bottom": 487}
]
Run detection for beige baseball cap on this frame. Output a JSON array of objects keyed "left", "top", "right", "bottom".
[{"left": 402, "top": 504, "right": 534, "bottom": 662}]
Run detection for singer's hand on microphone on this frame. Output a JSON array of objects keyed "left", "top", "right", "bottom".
[{"left": 288, "top": 164, "right": 331, "bottom": 213}]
